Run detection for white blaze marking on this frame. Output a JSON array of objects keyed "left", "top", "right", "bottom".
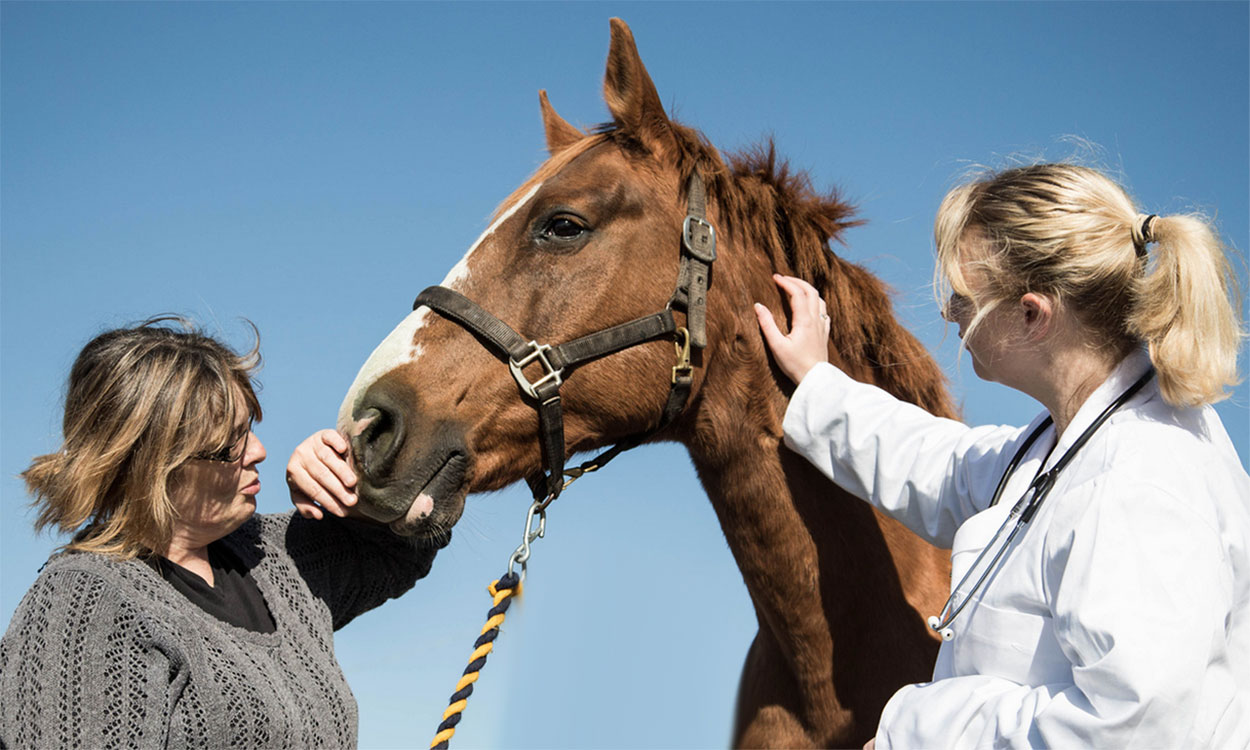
[
  {"left": 336, "top": 307, "right": 431, "bottom": 432},
  {"left": 337, "top": 182, "right": 543, "bottom": 431},
  {"left": 442, "top": 182, "right": 542, "bottom": 290}
]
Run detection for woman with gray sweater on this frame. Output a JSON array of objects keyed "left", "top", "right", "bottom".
[{"left": 0, "top": 318, "right": 445, "bottom": 748}]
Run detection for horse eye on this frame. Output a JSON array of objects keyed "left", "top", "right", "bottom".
[{"left": 545, "top": 217, "right": 584, "bottom": 239}]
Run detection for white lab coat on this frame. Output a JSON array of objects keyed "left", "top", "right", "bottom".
[{"left": 783, "top": 349, "right": 1250, "bottom": 749}]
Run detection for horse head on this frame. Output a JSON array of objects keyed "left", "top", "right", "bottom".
[{"left": 339, "top": 20, "right": 742, "bottom": 535}]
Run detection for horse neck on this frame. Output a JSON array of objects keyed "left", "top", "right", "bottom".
[
  {"left": 671, "top": 218, "right": 949, "bottom": 709},
  {"left": 680, "top": 364, "right": 946, "bottom": 726},
  {"left": 682, "top": 359, "right": 940, "bottom": 619}
]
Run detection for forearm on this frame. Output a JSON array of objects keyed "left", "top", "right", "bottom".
[
  {"left": 783, "top": 362, "right": 1015, "bottom": 545},
  {"left": 276, "top": 512, "right": 445, "bottom": 628},
  {"left": 878, "top": 671, "right": 1206, "bottom": 749}
]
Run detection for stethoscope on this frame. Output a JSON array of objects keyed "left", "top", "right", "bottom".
[{"left": 926, "top": 367, "right": 1156, "bottom": 641}]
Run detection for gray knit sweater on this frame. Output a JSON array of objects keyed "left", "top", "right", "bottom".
[{"left": 0, "top": 511, "right": 443, "bottom": 748}]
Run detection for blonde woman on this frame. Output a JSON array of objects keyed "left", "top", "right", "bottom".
[
  {"left": 756, "top": 164, "right": 1248, "bottom": 748},
  {"left": 0, "top": 318, "right": 445, "bottom": 748}
]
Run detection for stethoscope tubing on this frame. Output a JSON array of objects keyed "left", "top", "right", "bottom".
[
  {"left": 928, "top": 495, "right": 1032, "bottom": 639},
  {"left": 927, "top": 367, "right": 1156, "bottom": 641}
]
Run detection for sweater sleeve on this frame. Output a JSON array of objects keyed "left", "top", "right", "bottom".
[
  {"left": 267, "top": 512, "right": 447, "bottom": 630},
  {"left": 1, "top": 567, "right": 187, "bottom": 749},
  {"left": 782, "top": 362, "right": 1027, "bottom": 547}
]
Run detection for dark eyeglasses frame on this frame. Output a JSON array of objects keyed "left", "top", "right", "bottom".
[
  {"left": 191, "top": 417, "right": 254, "bottom": 463},
  {"left": 944, "top": 292, "right": 975, "bottom": 320}
]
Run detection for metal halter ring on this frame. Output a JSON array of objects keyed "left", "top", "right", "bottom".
[{"left": 509, "top": 340, "right": 563, "bottom": 400}]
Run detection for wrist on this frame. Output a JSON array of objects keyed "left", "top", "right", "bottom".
[{"left": 788, "top": 357, "right": 826, "bottom": 385}]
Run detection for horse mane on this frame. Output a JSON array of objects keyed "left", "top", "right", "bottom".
[{"left": 592, "top": 121, "right": 957, "bottom": 418}]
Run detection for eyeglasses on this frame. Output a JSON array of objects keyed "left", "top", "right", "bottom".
[
  {"left": 191, "top": 417, "right": 253, "bottom": 463},
  {"left": 943, "top": 292, "right": 974, "bottom": 321}
]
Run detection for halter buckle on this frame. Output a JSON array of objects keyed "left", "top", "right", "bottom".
[
  {"left": 509, "top": 340, "right": 563, "bottom": 400},
  {"left": 682, "top": 215, "right": 717, "bottom": 262}
]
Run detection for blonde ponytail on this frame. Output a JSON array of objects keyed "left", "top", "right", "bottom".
[{"left": 1129, "top": 213, "right": 1243, "bottom": 407}]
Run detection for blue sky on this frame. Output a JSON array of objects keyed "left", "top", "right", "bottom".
[{"left": 2, "top": 3, "right": 1246, "bottom": 748}]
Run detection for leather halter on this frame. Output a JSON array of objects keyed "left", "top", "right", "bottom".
[{"left": 412, "top": 173, "right": 717, "bottom": 508}]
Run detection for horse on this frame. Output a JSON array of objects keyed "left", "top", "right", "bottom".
[{"left": 338, "top": 19, "right": 954, "bottom": 748}]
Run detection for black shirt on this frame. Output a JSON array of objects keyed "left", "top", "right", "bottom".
[{"left": 146, "top": 541, "right": 276, "bottom": 634}]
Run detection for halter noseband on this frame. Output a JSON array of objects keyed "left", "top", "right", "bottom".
[{"left": 412, "top": 173, "right": 717, "bottom": 508}]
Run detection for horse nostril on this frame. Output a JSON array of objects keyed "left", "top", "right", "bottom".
[{"left": 353, "top": 403, "right": 405, "bottom": 482}]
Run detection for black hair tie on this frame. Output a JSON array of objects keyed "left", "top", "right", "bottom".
[{"left": 1134, "top": 214, "right": 1159, "bottom": 256}]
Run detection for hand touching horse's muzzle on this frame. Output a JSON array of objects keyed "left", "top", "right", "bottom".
[{"left": 346, "top": 377, "right": 470, "bottom": 537}]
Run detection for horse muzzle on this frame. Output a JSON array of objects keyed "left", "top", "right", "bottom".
[{"left": 345, "top": 378, "right": 470, "bottom": 536}]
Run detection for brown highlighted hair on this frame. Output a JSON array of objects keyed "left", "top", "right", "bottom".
[
  {"left": 22, "top": 317, "right": 262, "bottom": 559},
  {"left": 935, "top": 163, "right": 1243, "bottom": 407}
]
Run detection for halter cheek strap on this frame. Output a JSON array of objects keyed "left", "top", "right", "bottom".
[{"left": 673, "top": 172, "right": 716, "bottom": 348}]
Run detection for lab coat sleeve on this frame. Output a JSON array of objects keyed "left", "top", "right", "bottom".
[
  {"left": 874, "top": 476, "right": 1232, "bottom": 748},
  {"left": 783, "top": 361, "right": 1022, "bottom": 547}
]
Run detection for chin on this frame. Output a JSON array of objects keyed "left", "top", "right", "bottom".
[
  {"left": 227, "top": 497, "right": 258, "bottom": 529},
  {"left": 385, "top": 489, "right": 467, "bottom": 539}
]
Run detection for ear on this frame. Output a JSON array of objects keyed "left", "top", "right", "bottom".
[
  {"left": 539, "top": 90, "right": 583, "bottom": 154},
  {"left": 604, "top": 18, "right": 675, "bottom": 152},
  {"left": 1020, "top": 292, "right": 1054, "bottom": 341}
]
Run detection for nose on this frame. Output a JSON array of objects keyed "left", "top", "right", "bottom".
[
  {"left": 245, "top": 431, "right": 267, "bottom": 466},
  {"left": 350, "top": 388, "right": 407, "bottom": 483}
]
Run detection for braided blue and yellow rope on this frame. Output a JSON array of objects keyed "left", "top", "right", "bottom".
[{"left": 430, "top": 572, "right": 522, "bottom": 749}]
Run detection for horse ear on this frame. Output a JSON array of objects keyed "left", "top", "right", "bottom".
[
  {"left": 603, "top": 18, "right": 674, "bottom": 152},
  {"left": 539, "top": 90, "right": 583, "bottom": 154}
]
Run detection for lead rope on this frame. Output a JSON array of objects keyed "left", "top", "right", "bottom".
[
  {"left": 429, "top": 497, "right": 547, "bottom": 749},
  {"left": 427, "top": 328, "right": 695, "bottom": 747},
  {"left": 429, "top": 327, "right": 695, "bottom": 745},
  {"left": 429, "top": 571, "right": 522, "bottom": 749}
]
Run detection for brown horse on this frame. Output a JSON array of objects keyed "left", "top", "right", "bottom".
[{"left": 338, "top": 19, "right": 953, "bottom": 748}]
